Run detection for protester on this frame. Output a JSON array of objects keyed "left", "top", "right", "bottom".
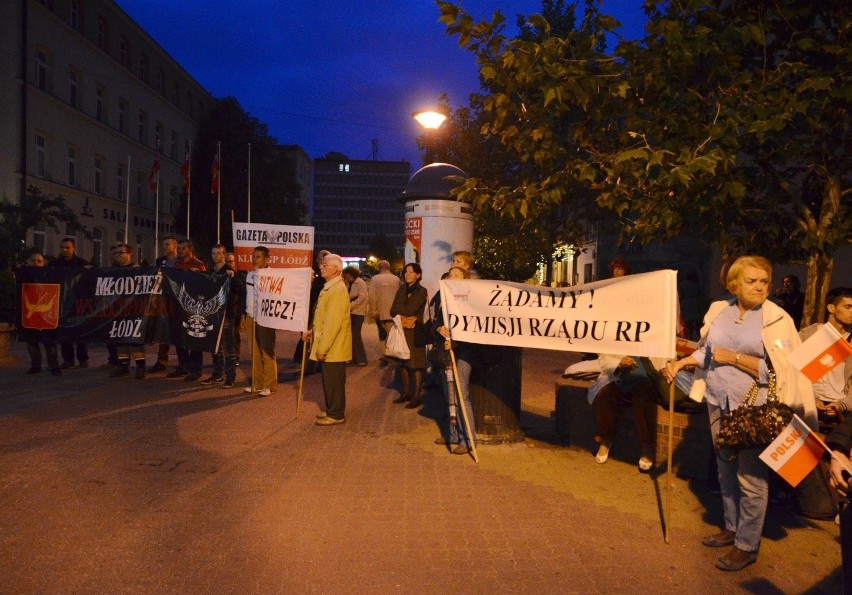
[
  {"left": 368, "top": 259, "right": 400, "bottom": 357},
  {"left": 108, "top": 243, "right": 147, "bottom": 379},
  {"left": 665, "top": 255, "right": 816, "bottom": 572},
  {"left": 433, "top": 266, "right": 476, "bottom": 454},
  {"left": 304, "top": 253, "right": 352, "bottom": 425},
  {"left": 49, "top": 237, "right": 90, "bottom": 368},
  {"left": 149, "top": 235, "right": 178, "bottom": 373},
  {"left": 225, "top": 252, "right": 244, "bottom": 365},
  {"left": 243, "top": 246, "right": 276, "bottom": 396},
  {"left": 588, "top": 258, "right": 657, "bottom": 472},
  {"left": 22, "top": 252, "right": 60, "bottom": 376},
  {"left": 343, "top": 265, "right": 368, "bottom": 366},
  {"left": 801, "top": 287, "right": 852, "bottom": 423},
  {"left": 167, "top": 239, "right": 206, "bottom": 381},
  {"left": 774, "top": 274, "right": 805, "bottom": 329},
  {"left": 293, "top": 249, "right": 329, "bottom": 368},
  {"left": 390, "top": 262, "right": 428, "bottom": 409},
  {"left": 202, "top": 244, "right": 240, "bottom": 387},
  {"left": 452, "top": 250, "right": 478, "bottom": 278},
  {"left": 100, "top": 245, "right": 122, "bottom": 371}
]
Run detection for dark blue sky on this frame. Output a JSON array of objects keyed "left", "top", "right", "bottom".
[{"left": 117, "top": 1, "right": 646, "bottom": 168}]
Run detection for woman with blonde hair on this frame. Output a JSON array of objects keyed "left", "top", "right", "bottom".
[{"left": 665, "top": 255, "right": 815, "bottom": 571}]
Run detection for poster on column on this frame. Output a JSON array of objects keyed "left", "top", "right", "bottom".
[
  {"left": 404, "top": 216, "right": 422, "bottom": 265},
  {"left": 439, "top": 270, "right": 678, "bottom": 359},
  {"left": 232, "top": 222, "right": 315, "bottom": 271},
  {"left": 253, "top": 268, "right": 312, "bottom": 332}
]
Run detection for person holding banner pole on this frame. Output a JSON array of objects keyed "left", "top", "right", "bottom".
[
  {"left": 168, "top": 240, "right": 207, "bottom": 381},
  {"left": 664, "top": 255, "right": 815, "bottom": 572},
  {"left": 304, "top": 253, "right": 351, "bottom": 424},
  {"left": 203, "top": 244, "right": 240, "bottom": 387},
  {"left": 244, "top": 246, "right": 277, "bottom": 396},
  {"left": 390, "top": 263, "right": 428, "bottom": 409}
]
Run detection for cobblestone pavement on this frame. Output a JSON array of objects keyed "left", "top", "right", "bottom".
[{"left": 0, "top": 327, "right": 842, "bottom": 594}]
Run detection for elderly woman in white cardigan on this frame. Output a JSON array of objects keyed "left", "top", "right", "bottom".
[{"left": 665, "top": 255, "right": 815, "bottom": 572}]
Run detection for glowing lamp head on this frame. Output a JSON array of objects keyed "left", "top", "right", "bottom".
[{"left": 413, "top": 110, "right": 447, "bottom": 130}]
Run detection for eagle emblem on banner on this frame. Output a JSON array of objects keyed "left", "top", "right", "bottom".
[{"left": 177, "top": 283, "right": 227, "bottom": 338}]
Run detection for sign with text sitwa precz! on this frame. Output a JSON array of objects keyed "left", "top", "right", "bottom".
[
  {"left": 439, "top": 270, "right": 678, "bottom": 359},
  {"left": 253, "top": 267, "right": 312, "bottom": 332},
  {"left": 232, "top": 222, "right": 315, "bottom": 271}
]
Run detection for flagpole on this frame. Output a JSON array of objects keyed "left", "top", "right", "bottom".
[
  {"left": 665, "top": 373, "right": 674, "bottom": 544},
  {"left": 247, "top": 142, "right": 252, "bottom": 223},
  {"left": 154, "top": 143, "right": 160, "bottom": 261},
  {"left": 216, "top": 141, "right": 222, "bottom": 243},
  {"left": 186, "top": 140, "right": 192, "bottom": 239},
  {"left": 124, "top": 155, "right": 131, "bottom": 242}
]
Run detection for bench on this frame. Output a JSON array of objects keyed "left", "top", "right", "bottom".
[{"left": 554, "top": 377, "right": 711, "bottom": 478}]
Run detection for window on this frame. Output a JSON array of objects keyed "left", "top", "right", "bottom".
[
  {"left": 338, "top": 163, "right": 350, "bottom": 172},
  {"left": 172, "top": 81, "right": 179, "bottom": 105},
  {"left": 136, "top": 235, "right": 144, "bottom": 264},
  {"left": 116, "top": 163, "right": 125, "bottom": 200},
  {"left": 95, "top": 85, "right": 105, "bottom": 122},
  {"left": 35, "top": 49, "right": 48, "bottom": 90},
  {"left": 139, "top": 53, "right": 148, "bottom": 83},
  {"left": 119, "top": 37, "right": 129, "bottom": 67},
  {"left": 169, "top": 185, "right": 178, "bottom": 215},
  {"left": 67, "top": 146, "right": 76, "bottom": 186},
  {"left": 185, "top": 91, "right": 193, "bottom": 116},
  {"left": 92, "top": 228, "right": 103, "bottom": 266},
  {"left": 135, "top": 171, "right": 143, "bottom": 205},
  {"left": 169, "top": 131, "right": 178, "bottom": 160},
  {"left": 70, "top": 0, "right": 81, "bottom": 30},
  {"left": 137, "top": 110, "right": 148, "bottom": 145},
  {"left": 68, "top": 69, "right": 77, "bottom": 107},
  {"left": 115, "top": 230, "right": 124, "bottom": 243},
  {"left": 96, "top": 17, "right": 107, "bottom": 50},
  {"left": 118, "top": 99, "right": 126, "bottom": 134},
  {"left": 94, "top": 156, "right": 102, "bottom": 194},
  {"left": 33, "top": 222, "right": 47, "bottom": 254},
  {"left": 35, "top": 133, "right": 46, "bottom": 177},
  {"left": 155, "top": 121, "right": 163, "bottom": 150},
  {"left": 156, "top": 68, "right": 164, "bottom": 95}
]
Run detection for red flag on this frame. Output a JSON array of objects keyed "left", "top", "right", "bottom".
[
  {"left": 147, "top": 157, "right": 160, "bottom": 193},
  {"left": 210, "top": 151, "right": 220, "bottom": 195},
  {"left": 181, "top": 150, "right": 191, "bottom": 195},
  {"left": 789, "top": 323, "right": 852, "bottom": 382}
]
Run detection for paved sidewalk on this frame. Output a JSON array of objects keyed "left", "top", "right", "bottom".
[{"left": 0, "top": 325, "right": 843, "bottom": 594}]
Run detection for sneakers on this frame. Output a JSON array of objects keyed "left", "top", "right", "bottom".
[
  {"left": 110, "top": 366, "right": 130, "bottom": 377},
  {"left": 134, "top": 367, "right": 146, "bottom": 379},
  {"left": 166, "top": 368, "right": 188, "bottom": 378},
  {"left": 223, "top": 379, "right": 235, "bottom": 388},
  {"left": 638, "top": 448, "right": 654, "bottom": 473},
  {"left": 452, "top": 444, "right": 471, "bottom": 455},
  {"left": 315, "top": 416, "right": 345, "bottom": 425},
  {"left": 316, "top": 411, "right": 328, "bottom": 419},
  {"left": 200, "top": 375, "right": 224, "bottom": 385},
  {"left": 595, "top": 442, "right": 611, "bottom": 464},
  {"left": 258, "top": 388, "right": 272, "bottom": 396},
  {"left": 147, "top": 362, "right": 166, "bottom": 373}
]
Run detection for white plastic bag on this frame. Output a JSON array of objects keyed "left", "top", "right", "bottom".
[{"left": 385, "top": 315, "right": 410, "bottom": 360}]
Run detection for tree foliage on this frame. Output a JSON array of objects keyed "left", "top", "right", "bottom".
[
  {"left": 438, "top": 0, "right": 851, "bottom": 321},
  {"left": 178, "top": 97, "right": 307, "bottom": 253}
]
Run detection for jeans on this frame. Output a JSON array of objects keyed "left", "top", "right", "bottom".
[
  {"left": 441, "top": 357, "right": 476, "bottom": 448},
  {"left": 708, "top": 402, "right": 768, "bottom": 552},
  {"left": 212, "top": 317, "right": 237, "bottom": 382}
]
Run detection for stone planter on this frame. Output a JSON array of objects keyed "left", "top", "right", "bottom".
[{"left": 0, "top": 322, "right": 19, "bottom": 366}]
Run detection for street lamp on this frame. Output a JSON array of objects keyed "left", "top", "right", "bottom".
[{"left": 412, "top": 109, "right": 447, "bottom": 130}]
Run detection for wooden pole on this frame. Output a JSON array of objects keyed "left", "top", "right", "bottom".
[
  {"left": 665, "top": 365, "right": 675, "bottom": 544},
  {"left": 449, "top": 347, "right": 479, "bottom": 463},
  {"left": 296, "top": 338, "right": 307, "bottom": 417}
]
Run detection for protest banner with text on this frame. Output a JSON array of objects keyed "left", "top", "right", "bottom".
[
  {"left": 232, "top": 222, "right": 315, "bottom": 271},
  {"left": 253, "top": 267, "right": 312, "bottom": 332},
  {"left": 439, "top": 270, "right": 678, "bottom": 359}
]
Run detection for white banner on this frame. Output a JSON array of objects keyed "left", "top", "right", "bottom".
[
  {"left": 232, "top": 222, "right": 314, "bottom": 271},
  {"left": 254, "top": 267, "right": 312, "bottom": 332},
  {"left": 439, "top": 270, "right": 678, "bottom": 359}
]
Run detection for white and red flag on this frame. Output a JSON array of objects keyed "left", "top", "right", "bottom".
[
  {"left": 788, "top": 323, "right": 852, "bottom": 383},
  {"left": 759, "top": 415, "right": 827, "bottom": 487},
  {"left": 210, "top": 150, "right": 220, "bottom": 195},
  {"left": 181, "top": 149, "right": 191, "bottom": 194},
  {"left": 147, "top": 157, "right": 160, "bottom": 193}
]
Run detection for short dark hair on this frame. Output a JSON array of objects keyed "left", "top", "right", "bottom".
[
  {"left": 60, "top": 237, "right": 76, "bottom": 246},
  {"left": 212, "top": 243, "right": 226, "bottom": 251},
  {"left": 827, "top": 287, "right": 852, "bottom": 307},
  {"left": 253, "top": 246, "right": 270, "bottom": 258},
  {"left": 404, "top": 262, "right": 422, "bottom": 275},
  {"left": 179, "top": 239, "right": 193, "bottom": 251},
  {"left": 343, "top": 265, "right": 361, "bottom": 279}
]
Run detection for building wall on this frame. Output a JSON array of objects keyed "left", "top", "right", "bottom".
[
  {"left": 276, "top": 144, "right": 314, "bottom": 224},
  {"left": 1, "top": 0, "right": 214, "bottom": 265},
  {"left": 313, "top": 155, "right": 410, "bottom": 258}
]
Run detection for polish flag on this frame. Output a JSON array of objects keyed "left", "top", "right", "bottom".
[
  {"left": 788, "top": 323, "right": 852, "bottom": 383},
  {"left": 210, "top": 151, "right": 220, "bottom": 195},
  {"left": 147, "top": 157, "right": 160, "bottom": 193},
  {"left": 759, "top": 415, "right": 826, "bottom": 487},
  {"left": 181, "top": 150, "right": 190, "bottom": 194}
]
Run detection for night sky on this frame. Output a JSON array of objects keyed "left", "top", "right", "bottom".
[{"left": 116, "top": 1, "right": 646, "bottom": 168}]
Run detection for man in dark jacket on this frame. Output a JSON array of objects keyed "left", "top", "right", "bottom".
[{"left": 50, "top": 237, "right": 90, "bottom": 368}]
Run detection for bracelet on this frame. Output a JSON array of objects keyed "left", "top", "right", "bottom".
[{"left": 735, "top": 353, "right": 741, "bottom": 366}]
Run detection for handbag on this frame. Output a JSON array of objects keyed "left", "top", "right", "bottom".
[
  {"left": 413, "top": 317, "right": 432, "bottom": 348},
  {"left": 715, "top": 370, "right": 794, "bottom": 461},
  {"left": 385, "top": 315, "right": 410, "bottom": 360}
]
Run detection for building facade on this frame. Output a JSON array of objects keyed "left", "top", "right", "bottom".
[
  {"left": 0, "top": 0, "right": 213, "bottom": 265},
  {"left": 312, "top": 153, "right": 410, "bottom": 258},
  {"left": 275, "top": 144, "right": 314, "bottom": 224}
]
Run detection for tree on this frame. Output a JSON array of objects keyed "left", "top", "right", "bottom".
[
  {"left": 178, "top": 97, "right": 307, "bottom": 253},
  {"left": 438, "top": 1, "right": 850, "bottom": 321},
  {"left": 366, "top": 233, "right": 401, "bottom": 271}
]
